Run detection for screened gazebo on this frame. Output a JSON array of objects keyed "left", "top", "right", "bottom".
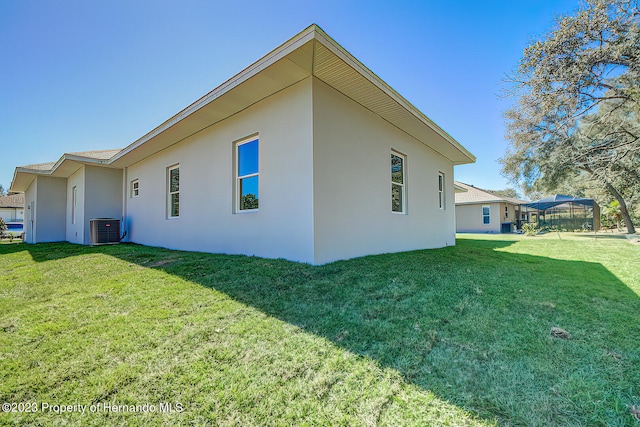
[{"left": 521, "top": 195, "right": 600, "bottom": 231}]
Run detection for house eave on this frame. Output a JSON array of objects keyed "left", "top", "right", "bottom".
[
  {"left": 10, "top": 154, "right": 120, "bottom": 193},
  {"left": 110, "top": 24, "right": 475, "bottom": 168},
  {"left": 11, "top": 24, "right": 475, "bottom": 185},
  {"left": 311, "top": 26, "right": 475, "bottom": 165}
]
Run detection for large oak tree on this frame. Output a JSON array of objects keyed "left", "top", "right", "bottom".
[{"left": 501, "top": 0, "right": 639, "bottom": 233}]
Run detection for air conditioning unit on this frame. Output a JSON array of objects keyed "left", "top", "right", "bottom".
[{"left": 90, "top": 218, "right": 121, "bottom": 245}]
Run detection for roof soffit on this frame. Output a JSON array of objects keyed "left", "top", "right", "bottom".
[
  {"left": 12, "top": 24, "right": 475, "bottom": 187},
  {"left": 310, "top": 29, "right": 475, "bottom": 165},
  {"left": 111, "top": 25, "right": 474, "bottom": 168}
]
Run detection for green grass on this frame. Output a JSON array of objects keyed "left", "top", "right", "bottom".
[{"left": 0, "top": 234, "right": 639, "bottom": 426}]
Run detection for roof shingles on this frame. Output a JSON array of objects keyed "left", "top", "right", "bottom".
[
  {"left": 454, "top": 181, "right": 527, "bottom": 205},
  {"left": 17, "top": 149, "right": 122, "bottom": 172},
  {"left": 0, "top": 193, "right": 24, "bottom": 208}
]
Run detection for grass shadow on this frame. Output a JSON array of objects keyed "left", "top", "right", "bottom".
[{"left": 125, "top": 239, "right": 640, "bottom": 424}]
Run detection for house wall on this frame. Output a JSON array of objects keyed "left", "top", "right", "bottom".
[
  {"left": 312, "top": 77, "right": 456, "bottom": 264},
  {"left": 456, "top": 203, "right": 501, "bottom": 233},
  {"left": 84, "top": 166, "right": 123, "bottom": 244},
  {"left": 66, "top": 167, "right": 85, "bottom": 244},
  {"left": 34, "top": 176, "right": 66, "bottom": 242},
  {"left": 501, "top": 203, "right": 516, "bottom": 225},
  {"left": 24, "top": 180, "right": 36, "bottom": 243},
  {"left": 125, "top": 77, "right": 315, "bottom": 263}
]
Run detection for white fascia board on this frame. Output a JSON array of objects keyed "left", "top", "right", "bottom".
[
  {"left": 50, "top": 154, "right": 111, "bottom": 172},
  {"left": 312, "top": 27, "right": 476, "bottom": 165},
  {"left": 110, "top": 26, "right": 318, "bottom": 164}
]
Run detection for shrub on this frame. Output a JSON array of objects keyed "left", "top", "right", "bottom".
[{"left": 522, "top": 222, "right": 539, "bottom": 236}]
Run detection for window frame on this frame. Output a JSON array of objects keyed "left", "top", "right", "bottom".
[
  {"left": 131, "top": 179, "right": 139, "bottom": 198},
  {"left": 391, "top": 150, "right": 406, "bottom": 214},
  {"left": 438, "top": 172, "right": 445, "bottom": 210},
  {"left": 167, "top": 164, "right": 180, "bottom": 219},
  {"left": 71, "top": 186, "right": 77, "bottom": 224},
  {"left": 235, "top": 137, "right": 260, "bottom": 213},
  {"left": 482, "top": 205, "right": 491, "bottom": 225}
]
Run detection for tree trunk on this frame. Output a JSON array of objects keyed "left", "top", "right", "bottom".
[{"left": 604, "top": 182, "right": 636, "bottom": 234}]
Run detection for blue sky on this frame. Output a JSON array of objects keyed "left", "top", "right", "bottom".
[{"left": 1, "top": 0, "right": 579, "bottom": 193}]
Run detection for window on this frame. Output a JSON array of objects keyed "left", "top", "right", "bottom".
[
  {"left": 391, "top": 152, "right": 405, "bottom": 213},
  {"left": 482, "top": 205, "right": 490, "bottom": 224},
  {"left": 71, "top": 186, "right": 77, "bottom": 224},
  {"left": 505, "top": 205, "right": 509, "bottom": 219},
  {"left": 131, "top": 179, "right": 139, "bottom": 198},
  {"left": 438, "top": 172, "right": 445, "bottom": 209},
  {"left": 236, "top": 138, "right": 259, "bottom": 211},
  {"left": 167, "top": 165, "right": 179, "bottom": 218}
]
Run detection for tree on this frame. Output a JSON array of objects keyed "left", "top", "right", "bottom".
[
  {"left": 0, "top": 185, "right": 6, "bottom": 197},
  {"left": 241, "top": 194, "right": 259, "bottom": 210},
  {"left": 501, "top": 0, "right": 640, "bottom": 233}
]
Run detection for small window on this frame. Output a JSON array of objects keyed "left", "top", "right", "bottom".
[
  {"left": 167, "top": 165, "right": 179, "bottom": 218},
  {"left": 391, "top": 152, "right": 406, "bottom": 213},
  {"left": 505, "top": 205, "right": 509, "bottom": 219},
  {"left": 482, "top": 205, "right": 490, "bottom": 225},
  {"left": 438, "top": 172, "right": 445, "bottom": 209},
  {"left": 236, "top": 138, "right": 259, "bottom": 211},
  {"left": 131, "top": 179, "right": 139, "bottom": 198},
  {"left": 71, "top": 186, "right": 77, "bottom": 224}
]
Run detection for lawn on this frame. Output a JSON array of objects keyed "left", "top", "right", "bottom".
[{"left": 0, "top": 234, "right": 639, "bottom": 426}]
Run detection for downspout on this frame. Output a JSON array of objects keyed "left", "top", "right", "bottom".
[{"left": 122, "top": 167, "right": 128, "bottom": 242}]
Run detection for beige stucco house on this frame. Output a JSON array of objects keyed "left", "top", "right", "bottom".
[
  {"left": 455, "top": 181, "right": 529, "bottom": 233},
  {"left": 11, "top": 25, "right": 475, "bottom": 264}
]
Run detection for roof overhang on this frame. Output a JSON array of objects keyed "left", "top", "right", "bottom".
[
  {"left": 12, "top": 24, "right": 475, "bottom": 192},
  {"left": 110, "top": 24, "right": 475, "bottom": 168},
  {"left": 10, "top": 154, "right": 119, "bottom": 193}
]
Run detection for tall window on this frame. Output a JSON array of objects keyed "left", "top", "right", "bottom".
[
  {"left": 71, "top": 186, "right": 77, "bottom": 224},
  {"left": 505, "top": 205, "right": 509, "bottom": 219},
  {"left": 131, "top": 179, "right": 139, "bottom": 198},
  {"left": 438, "top": 172, "right": 445, "bottom": 209},
  {"left": 391, "top": 152, "right": 405, "bottom": 213},
  {"left": 482, "top": 205, "right": 490, "bottom": 224},
  {"left": 167, "top": 165, "right": 179, "bottom": 218},
  {"left": 236, "top": 138, "right": 259, "bottom": 211}
]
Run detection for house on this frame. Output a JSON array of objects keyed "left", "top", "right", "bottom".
[
  {"left": 0, "top": 193, "right": 24, "bottom": 223},
  {"left": 11, "top": 150, "right": 122, "bottom": 244},
  {"left": 10, "top": 25, "right": 475, "bottom": 264},
  {"left": 454, "top": 181, "right": 529, "bottom": 233}
]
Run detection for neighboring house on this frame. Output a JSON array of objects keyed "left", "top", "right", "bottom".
[
  {"left": 10, "top": 25, "right": 475, "bottom": 264},
  {"left": 455, "top": 181, "right": 529, "bottom": 233},
  {"left": 0, "top": 193, "right": 25, "bottom": 222}
]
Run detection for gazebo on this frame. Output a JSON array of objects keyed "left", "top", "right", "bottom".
[{"left": 521, "top": 195, "right": 600, "bottom": 231}]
